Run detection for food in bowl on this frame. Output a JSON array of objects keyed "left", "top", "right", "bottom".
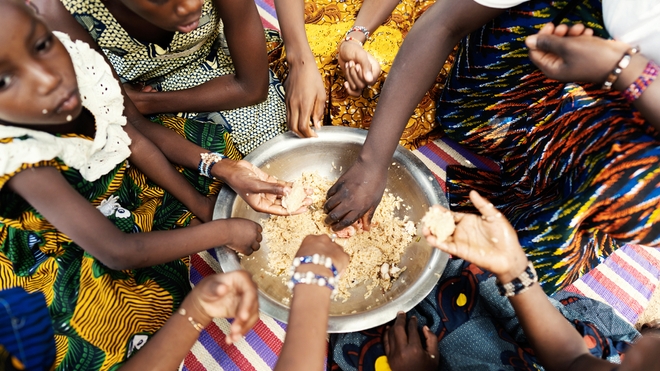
[
  {"left": 282, "top": 179, "right": 307, "bottom": 213},
  {"left": 262, "top": 172, "right": 416, "bottom": 300},
  {"left": 421, "top": 206, "right": 456, "bottom": 242}
]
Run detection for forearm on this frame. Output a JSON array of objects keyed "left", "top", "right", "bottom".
[
  {"left": 351, "top": 0, "right": 401, "bottom": 42},
  {"left": 139, "top": 74, "right": 267, "bottom": 115},
  {"left": 274, "top": 0, "right": 314, "bottom": 64},
  {"left": 124, "top": 123, "right": 211, "bottom": 221},
  {"left": 358, "top": 0, "right": 502, "bottom": 169},
  {"left": 508, "top": 284, "right": 592, "bottom": 371},
  {"left": 274, "top": 285, "right": 331, "bottom": 371},
  {"left": 613, "top": 53, "right": 660, "bottom": 130},
  {"left": 119, "top": 295, "right": 211, "bottom": 371}
]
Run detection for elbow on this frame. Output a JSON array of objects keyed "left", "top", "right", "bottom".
[
  {"left": 94, "top": 241, "right": 147, "bottom": 271},
  {"left": 240, "top": 73, "right": 270, "bottom": 106}
]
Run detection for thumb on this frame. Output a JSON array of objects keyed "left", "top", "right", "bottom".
[
  {"left": 355, "top": 51, "right": 374, "bottom": 82},
  {"left": 526, "top": 34, "right": 566, "bottom": 54}
]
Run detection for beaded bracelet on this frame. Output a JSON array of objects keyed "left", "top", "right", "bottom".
[
  {"left": 287, "top": 271, "right": 337, "bottom": 294},
  {"left": 346, "top": 25, "right": 370, "bottom": 40},
  {"left": 343, "top": 36, "right": 363, "bottom": 47},
  {"left": 289, "top": 254, "right": 339, "bottom": 277},
  {"left": 496, "top": 261, "right": 537, "bottom": 297},
  {"left": 178, "top": 307, "right": 205, "bottom": 332},
  {"left": 198, "top": 152, "right": 227, "bottom": 179},
  {"left": 622, "top": 60, "right": 659, "bottom": 102},
  {"left": 602, "top": 47, "right": 639, "bottom": 90}
]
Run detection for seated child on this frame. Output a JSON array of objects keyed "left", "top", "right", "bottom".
[{"left": 0, "top": 0, "right": 306, "bottom": 368}]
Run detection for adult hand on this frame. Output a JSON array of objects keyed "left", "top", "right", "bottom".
[
  {"left": 219, "top": 160, "right": 311, "bottom": 215},
  {"left": 324, "top": 159, "right": 388, "bottom": 231},
  {"left": 295, "top": 234, "right": 350, "bottom": 275},
  {"left": 192, "top": 270, "right": 259, "bottom": 344},
  {"left": 338, "top": 40, "right": 381, "bottom": 96},
  {"left": 423, "top": 190, "right": 528, "bottom": 284},
  {"left": 122, "top": 82, "right": 157, "bottom": 115},
  {"left": 284, "top": 61, "right": 325, "bottom": 138},
  {"left": 525, "top": 22, "right": 630, "bottom": 84},
  {"left": 383, "top": 313, "right": 439, "bottom": 371},
  {"left": 222, "top": 218, "right": 263, "bottom": 255},
  {"left": 618, "top": 335, "right": 660, "bottom": 371}
]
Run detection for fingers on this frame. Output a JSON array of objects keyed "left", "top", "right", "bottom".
[
  {"left": 423, "top": 326, "right": 439, "bottom": 359},
  {"left": 249, "top": 179, "right": 287, "bottom": 197},
  {"left": 354, "top": 50, "right": 374, "bottom": 83},
  {"left": 226, "top": 272, "right": 259, "bottom": 344},
  {"left": 393, "top": 312, "right": 408, "bottom": 347},
  {"left": 538, "top": 22, "right": 555, "bottom": 36},
  {"left": 312, "top": 96, "right": 325, "bottom": 131},
  {"left": 407, "top": 316, "right": 421, "bottom": 346},
  {"left": 297, "top": 101, "right": 317, "bottom": 138},
  {"left": 468, "top": 190, "right": 501, "bottom": 220},
  {"left": 383, "top": 326, "right": 391, "bottom": 355},
  {"left": 359, "top": 209, "right": 374, "bottom": 232}
]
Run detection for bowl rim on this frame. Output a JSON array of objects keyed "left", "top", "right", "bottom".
[{"left": 213, "top": 126, "right": 449, "bottom": 333}]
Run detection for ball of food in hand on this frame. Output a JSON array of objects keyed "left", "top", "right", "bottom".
[
  {"left": 421, "top": 206, "right": 455, "bottom": 243},
  {"left": 282, "top": 179, "right": 307, "bottom": 213}
]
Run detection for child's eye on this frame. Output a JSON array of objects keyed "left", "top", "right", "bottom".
[
  {"left": 35, "top": 34, "right": 53, "bottom": 53},
  {"left": 0, "top": 75, "right": 12, "bottom": 90}
]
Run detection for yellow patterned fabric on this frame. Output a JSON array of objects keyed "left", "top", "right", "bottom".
[
  {"left": 0, "top": 117, "right": 237, "bottom": 370},
  {"left": 271, "top": 0, "right": 456, "bottom": 149},
  {"left": 60, "top": 0, "right": 288, "bottom": 155}
]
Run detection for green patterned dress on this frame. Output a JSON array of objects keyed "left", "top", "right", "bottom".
[
  {"left": 0, "top": 33, "right": 239, "bottom": 370},
  {"left": 61, "top": 0, "right": 287, "bottom": 155}
]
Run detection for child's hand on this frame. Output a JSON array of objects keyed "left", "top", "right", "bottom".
[
  {"left": 122, "top": 82, "right": 157, "bottom": 115},
  {"left": 191, "top": 270, "right": 259, "bottom": 344},
  {"left": 525, "top": 22, "right": 629, "bottom": 84},
  {"left": 296, "top": 234, "right": 349, "bottom": 275},
  {"left": 424, "top": 190, "right": 528, "bottom": 284},
  {"left": 284, "top": 60, "right": 325, "bottom": 138},
  {"left": 383, "top": 313, "right": 439, "bottom": 371},
  {"left": 338, "top": 41, "right": 381, "bottom": 96},
  {"left": 219, "top": 160, "right": 312, "bottom": 216},
  {"left": 223, "top": 218, "right": 263, "bottom": 255}
]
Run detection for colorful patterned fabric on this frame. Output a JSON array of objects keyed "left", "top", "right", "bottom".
[
  {"left": 60, "top": 0, "right": 288, "bottom": 155},
  {"left": 329, "top": 259, "right": 639, "bottom": 371},
  {"left": 270, "top": 0, "right": 455, "bottom": 150},
  {"left": 437, "top": 0, "right": 660, "bottom": 294},
  {"left": 0, "top": 116, "right": 239, "bottom": 371}
]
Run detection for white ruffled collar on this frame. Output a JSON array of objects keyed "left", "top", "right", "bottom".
[{"left": 0, "top": 32, "right": 131, "bottom": 182}]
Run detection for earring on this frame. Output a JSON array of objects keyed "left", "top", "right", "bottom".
[
  {"left": 42, "top": 109, "right": 48, "bottom": 114},
  {"left": 66, "top": 115, "right": 72, "bottom": 122}
]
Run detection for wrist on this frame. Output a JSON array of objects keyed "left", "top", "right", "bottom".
[
  {"left": 613, "top": 53, "right": 648, "bottom": 92},
  {"left": 178, "top": 295, "right": 213, "bottom": 332},
  {"left": 495, "top": 253, "right": 529, "bottom": 285},
  {"left": 346, "top": 31, "right": 367, "bottom": 44},
  {"left": 285, "top": 47, "right": 316, "bottom": 67},
  {"left": 210, "top": 158, "right": 235, "bottom": 182}
]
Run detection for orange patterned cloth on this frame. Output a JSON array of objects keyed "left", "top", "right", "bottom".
[{"left": 271, "top": 0, "right": 456, "bottom": 149}]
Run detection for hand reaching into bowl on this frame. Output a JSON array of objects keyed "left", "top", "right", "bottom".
[
  {"left": 423, "top": 190, "right": 528, "bottom": 284},
  {"left": 215, "top": 160, "right": 312, "bottom": 216}
]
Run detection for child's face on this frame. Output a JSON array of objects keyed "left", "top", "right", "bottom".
[
  {"left": 0, "top": 0, "right": 82, "bottom": 126},
  {"left": 120, "top": 0, "right": 203, "bottom": 34}
]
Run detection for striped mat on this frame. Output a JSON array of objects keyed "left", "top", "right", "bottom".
[{"left": 181, "top": 3, "right": 660, "bottom": 370}]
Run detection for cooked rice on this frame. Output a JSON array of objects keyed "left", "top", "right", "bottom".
[{"left": 262, "top": 172, "right": 415, "bottom": 300}]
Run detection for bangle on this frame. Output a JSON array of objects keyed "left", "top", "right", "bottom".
[
  {"left": 346, "top": 26, "right": 370, "bottom": 40},
  {"left": 496, "top": 261, "right": 537, "bottom": 297},
  {"left": 198, "top": 152, "right": 226, "bottom": 179},
  {"left": 178, "top": 307, "right": 205, "bottom": 332},
  {"left": 287, "top": 270, "right": 337, "bottom": 294},
  {"left": 343, "top": 36, "right": 363, "bottom": 47},
  {"left": 621, "top": 60, "right": 659, "bottom": 102},
  {"left": 289, "top": 254, "right": 339, "bottom": 277},
  {"left": 602, "top": 47, "right": 639, "bottom": 90}
]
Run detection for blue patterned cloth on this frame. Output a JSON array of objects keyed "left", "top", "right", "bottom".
[{"left": 329, "top": 259, "right": 639, "bottom": 371}]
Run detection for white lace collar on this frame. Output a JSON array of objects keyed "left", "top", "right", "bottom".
[{"left": 0, "top": 32, "right": 131, "bottom": 182}]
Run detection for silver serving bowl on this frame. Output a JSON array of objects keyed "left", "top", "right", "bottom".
[{"left": 213, "top": 126, "right": 449, "bottom": 333}]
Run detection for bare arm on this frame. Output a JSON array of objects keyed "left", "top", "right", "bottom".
[
  {"left": 128, "top": 0, "right": 270, "bottom": 114},
  {"left": 325, "top": 0, "right": 504, "bottom": 231},
  {"left": 274, "top": 235, "right": 349, "bottom": 371},
  {"left": 123, "top": 122, "right": 214, "bottom": 222},
  {"left": 7, "top": 167, "right": 262, "bottom": 270}
]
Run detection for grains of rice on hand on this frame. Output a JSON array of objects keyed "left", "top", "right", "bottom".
[
  {"left": 421, "top": 206, "right": 456, "bottom": 243},
  {"left": 262, "top": 172, "right": 414, "bottom": 300}
]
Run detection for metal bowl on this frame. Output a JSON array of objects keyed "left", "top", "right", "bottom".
[{"left": 213, "top": 126, "right": 449, "bottom": 333}]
